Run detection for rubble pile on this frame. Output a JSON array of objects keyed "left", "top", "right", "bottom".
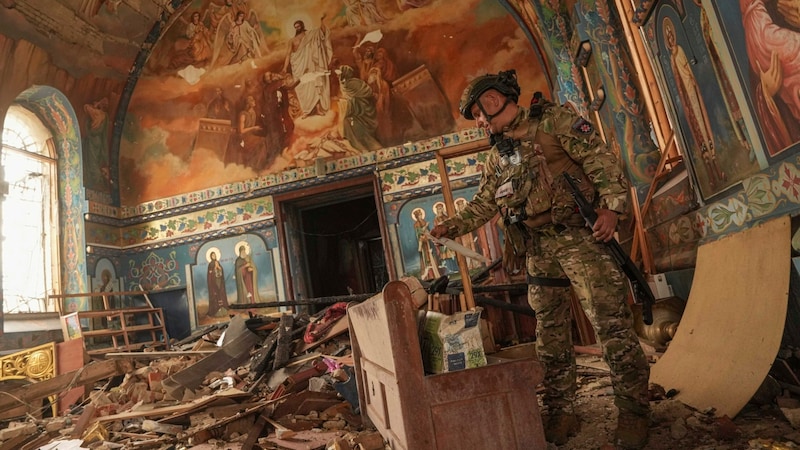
[
  {"left": 5, "top": 287, "right": 800, "bottom": 450},
  {"left": 0, "top": 306, "right": 382, "bottom": 450}
]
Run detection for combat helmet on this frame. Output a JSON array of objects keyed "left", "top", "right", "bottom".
[{"left": 459, "top": 69, "right": 521, "bottom": 120}]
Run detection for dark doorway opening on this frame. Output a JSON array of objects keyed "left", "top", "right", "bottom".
[
  {"left": 301, "top": 196, "right": 387, "bottom": 298},
  {"left": 277, "top": 181, "right": 388, "bottom": 313}
]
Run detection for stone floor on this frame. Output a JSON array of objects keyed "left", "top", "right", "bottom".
[{"left": 554, "top": 354, "right": 799, "bottom": 450}]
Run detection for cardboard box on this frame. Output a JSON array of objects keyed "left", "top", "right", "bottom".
[{"left": 420, "top": 308, "right": 487, "bottom": 374}]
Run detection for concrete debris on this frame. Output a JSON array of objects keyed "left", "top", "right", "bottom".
[
  {"left": 5, "top": 303, "right": 800, "bottom": 450},
  {"left": 0, "top": 306, "right": 374, "bottom": 450}
]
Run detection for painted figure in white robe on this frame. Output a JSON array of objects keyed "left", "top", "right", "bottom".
[{"left": 282, "top": 15, "right": 333, "bottom": 117}]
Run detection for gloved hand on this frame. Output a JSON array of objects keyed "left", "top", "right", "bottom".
[{"left": 430, "top": 224, "right": 449, "bottom": 239}]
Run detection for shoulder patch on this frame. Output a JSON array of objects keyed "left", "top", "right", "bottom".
[{"left": 571, "top": 117, "right": 594, "bottom": 135}]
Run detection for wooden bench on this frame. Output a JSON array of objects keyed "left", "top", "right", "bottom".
[{"left": 347, "top": 280, "right": 546, "bottom": 450}]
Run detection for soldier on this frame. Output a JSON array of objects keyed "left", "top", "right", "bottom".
[{"left": 430, "top": 70, "right": 651, "bottom": 449}]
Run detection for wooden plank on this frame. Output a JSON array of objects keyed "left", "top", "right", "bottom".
[
  {"left": 19, "top": 432, "right": 57, "bottom": 450},
  {"left": 265, "top": 417, "right": 294, "bottom": 436},
  {"left": 240, "top": 413, "right": 269, "bottom": 450},
  {"left": 266, "top": 429, "right": 344, "bottom": 450},
  {"left": 273, "top": 314, "right": 294, "bottom": 370},
  {"left": 0, "top": 433, "right": 32, "bottom": 450},
  {"left": 104, "top": 350, "right": 216, "bottom": 358},
  {"left": 49, "top": 290, "right": 149, "bottom": 298},
  {"left": 435, "top": 150, "right": 476, "bottom": 310},
  {"left": 95, "top": 389, "right": 252, "bottom": 423},
  {"left": 629, "top": 185, "right": 655, "bottom": 275},
  {"left": 0, "top": 359, "right": 131, "bottom": 412},
  {"left": 177, "top": 402, "right": 263, "bottom": 445},
  {"left": 70, "top": 404, "right": 96, "bottom": 438},
  {"left": 49, "top": 291, "right": 151, "bottom": 315},
  {"left": 139, "top": 285, "right": 166, "bottom": 330}
]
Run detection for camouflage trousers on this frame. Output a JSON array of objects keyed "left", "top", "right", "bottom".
[{"left": 526, "top": 224, "right": 650, "bottom": 417}]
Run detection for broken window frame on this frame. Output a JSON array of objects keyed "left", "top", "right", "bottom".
[{"left": 1, "top": 106, "right": 61, "bottom": 316}]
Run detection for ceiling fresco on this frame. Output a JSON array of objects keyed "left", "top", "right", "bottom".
[
  {"left": 117, "top": 0, "right": 548, "bottom": 205},
  {"left": 0, "top": 0, "right": 164, "bottom": 79}
]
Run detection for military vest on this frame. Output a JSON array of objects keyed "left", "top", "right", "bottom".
[{"left": 492, "top": 106, "right": 595, "bottom": 230}]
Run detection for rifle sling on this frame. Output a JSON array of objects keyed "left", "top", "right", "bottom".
[{"left": 526, "top": 275, "right": 571, "bottom": 287}]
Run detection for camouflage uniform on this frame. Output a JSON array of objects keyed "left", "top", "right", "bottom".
[{"left": 438, "top": 103, "right": 651, "bottom": 418}]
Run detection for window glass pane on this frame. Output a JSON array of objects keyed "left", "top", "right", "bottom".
[
  {"left": 2, "top": 106, "right": 56, "bottom": 314},
  {"left": 2, "top": 151, "right": 49, "bottom": 312},
  {"left": 2, "top": 110, "right": 39, "bottom": 154}
]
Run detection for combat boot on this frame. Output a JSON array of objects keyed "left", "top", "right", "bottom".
[
  {"left": 544, "top": 413, "right": 580, "bottom": 445},
  {"left": 613, "top": 410, "right": 649, "bottom": 449}
]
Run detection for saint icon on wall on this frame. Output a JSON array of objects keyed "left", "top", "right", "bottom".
[
  {"left": 234, "top": 241, "right": 261, "bottom": 304},
  {"left": 432, "top": 202, "right": 457, "bottom": 273},
  {"left": 206, "top": 247, "right": 229, "bottom": 317},
  {"left": 412, "top": 207, "right": 440, "bottom": 280}
]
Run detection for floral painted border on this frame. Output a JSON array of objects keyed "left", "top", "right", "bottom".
[
  {"left": 115, "top": 128, "right": 487, "bottom": 220},
  {"left": 695, "top": 156, "right": 800, "bottom": 241},
  {"left": 113, "top": 197, "right": 275, "bottom": 247},
  {"left": 109, "top": 127, "right": 800, "bottom": 249},
  {"left": 379, "top": 151, "right": 488, "bottom": 197},
  {"left": 96, "top": 146, "right": 800, "bottom": 249}
]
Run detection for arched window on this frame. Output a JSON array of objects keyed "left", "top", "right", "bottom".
[{"left": 2, "top": 105, "right": 61, "bottom": 313}]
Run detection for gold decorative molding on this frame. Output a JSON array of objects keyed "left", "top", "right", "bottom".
[{"left": 0, "top": 342, "right": 56, "bottom": 382}]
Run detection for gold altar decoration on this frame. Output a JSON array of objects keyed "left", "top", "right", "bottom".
[{"left": 0, "top": 342, "right": 57, "bottom": 416}]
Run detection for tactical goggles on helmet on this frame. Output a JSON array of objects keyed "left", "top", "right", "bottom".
[{"left": 459, "top": 69, "right": 521, "bottom": 120}]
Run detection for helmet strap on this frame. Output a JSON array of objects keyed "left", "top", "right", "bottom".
[{"left": 476, "top": 97, "right": 513, "bottom": 124}]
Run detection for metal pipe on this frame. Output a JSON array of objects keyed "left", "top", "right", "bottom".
[
  {"left": 474, "top": 296, "right": 536, "bottom": 317},
  {"left": 228, "top": 293, "right": 376, "bottom": 309}
]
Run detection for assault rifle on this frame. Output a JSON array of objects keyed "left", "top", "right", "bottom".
[{"left": 563, "top": 173, "right": 654, "bottom": 325}]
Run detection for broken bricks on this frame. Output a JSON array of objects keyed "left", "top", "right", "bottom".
[{"left": 0, "top": 301, "right": 384, "bottom": 450}]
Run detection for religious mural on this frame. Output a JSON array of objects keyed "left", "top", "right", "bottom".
[
  {"left": 386, "top": 185, "right": 494, "bottom": 281},
  {"left": 82, "top": 96, "right": 113, "bottom": 194},
  {"left": 60, "top": 258, "right": 120, "bottom": 322},
  {"left": 190, "top": 233, "right": 280, "bottom": 326},
  {"left": 643, "top": 0, "right": 762, "bottom": 200},
  {"left": 90, "top": 258, "right": 123, "bottom": 307},
  {"left": 119, "top": 0, "right": 548, "bottom": 205},
  {"left": 711, "top": 0, "right": 800, "bottom": 161}
]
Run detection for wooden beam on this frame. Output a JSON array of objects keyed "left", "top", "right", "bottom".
[
  {"left": 630, "top": 134, "right": 680, "bottom": 274},
  {"left": 20, "top": 432, "right": 57, "bottom": 450},
  {"left": 272, "top": 174, "right": 375, "bottom": 203},
  {"left": 0, "top": 434, "right": 28, "bottom": 450},
  {"left": 104, "top": 350, "right": 216, "bottom": 358},
  {"left": 435, "top": 151, "right": 476, "bottom": 311},
  {"left": 614, "top": 0, "right": 672, "bottom": 151},
  {"left": 272, "top": 314, "right": 294, "bottom": 370},
  {"left": 373, "top": 172, "right": 398, "bottom": 282},
  {"left": 70, "top": 404, "right": 97, "bottom": 438},
  {"left": 435, "top": 139, "right": 485, "bottom": 159},
  {"left": 0, "top": 359, "right": 131, "bottom": 412},
  {"left": 630, "top": 186, "right": 655, "bottom": 275},
  {"left": 640, "top": 135, "right": 679, "bottom": 220},
  {"left": 48, "top": 290, "right": 149, "bottom": 298},
  {"left": 241, "top": 413, "right": 269, "bottom": 450}
]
